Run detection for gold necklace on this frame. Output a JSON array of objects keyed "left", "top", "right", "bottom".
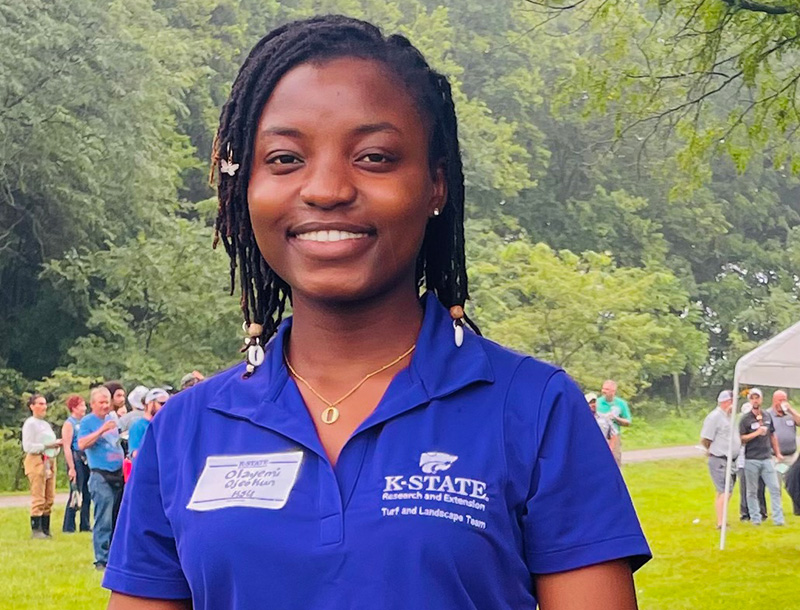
[{"left": 284, "top": 344, "right": 416, "bottom": 424}]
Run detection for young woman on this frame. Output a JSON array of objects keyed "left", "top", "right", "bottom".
[
  {"left": 21, "top": 393, "right": 62, "bottom": 538},
  {"left": 62, "top": 394, "right": 92, "bottom": 533},
  {"left": 105, "top": 16, "right": 649, "bottom": 609}
]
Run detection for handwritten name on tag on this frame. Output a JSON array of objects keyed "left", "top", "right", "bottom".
[{"left": 187, "top": 451, "right": 303, "bottom": 512}]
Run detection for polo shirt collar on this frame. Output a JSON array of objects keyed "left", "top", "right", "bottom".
[{"left": 206, "top": 293, "right": 494, "bottom": 457}]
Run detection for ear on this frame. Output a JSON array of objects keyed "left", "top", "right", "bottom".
[{"left": 428, "top": 163, "right": 447, "bottom": 216}]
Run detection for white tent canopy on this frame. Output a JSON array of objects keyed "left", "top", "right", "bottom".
[
  {"left": 720, "top": 319, "right": 800, "bottom": 549},
  {"left": 734, "top": 320, "right": 800, "bottom": 389}
]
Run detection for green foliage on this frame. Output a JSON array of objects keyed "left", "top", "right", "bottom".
[
  {"left": 467, "top": 219, "right": 708, "bottom": 394},
  {"left": 0, "top": 370, "right": 29, "bottom": 429},
  {"left": 42, "top": 217, "right": 241, "bottom": 387},
  {"left": 0, "top": 431, "right": 25, "bottom": 491}
]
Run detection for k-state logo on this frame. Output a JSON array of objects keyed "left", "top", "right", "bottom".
[{"left": 419, "top": 452, "right": 458, "bottom": 474}]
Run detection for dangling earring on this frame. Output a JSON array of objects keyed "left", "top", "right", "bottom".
[
  {"left": 450, "top": 306, "right": 465, "bottom": 348},
  {"left": 220, "top": 143, "right": 239, "bottom": 177},
  {"left": 241, "top": 321, "right": 265, "bottom": 378}
]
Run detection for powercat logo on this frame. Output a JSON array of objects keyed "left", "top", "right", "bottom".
[
  {"left": 419, "top": 451, "right": 458, "bottom": 474},
  {"left": 382, "top": 452, "right": 488, "bottom": 502}
]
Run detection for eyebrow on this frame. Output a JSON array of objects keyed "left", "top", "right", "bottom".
[{"left": 259, "top": 122, "right": 401, "bottom": 139}]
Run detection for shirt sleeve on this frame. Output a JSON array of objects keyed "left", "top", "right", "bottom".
[
  {"left": 103, "top": 420, "right": 191, "bottom": 599},
  {"left": 700, "top": 413, "right": 715, "bottom": 441},
  {"left": 619, "top": 399, "right": 632, "bottom": 421},
  {"left": 739, "top": 416, "right": 749, "bottom": 437},
  {"left": 513, "top": 367, "right": 651, "bottom": 575},
  {"left": 21, "top": 419, "right": 45, "bottom": 454}
]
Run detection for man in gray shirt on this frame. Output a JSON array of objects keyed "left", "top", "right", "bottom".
[
  {"left": 701, "top": 390, "right": 740, "bottom": 528},
  {"left": 766, "top": 390, "right": 799, "bottom": 477}
]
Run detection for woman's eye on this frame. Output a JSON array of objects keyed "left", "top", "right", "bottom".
[
  {"left": 267, "top": 154, "right": 302, "bottom": 165},
  {"left": 358, "top": 152, "right": 394, "bottom": 164}
]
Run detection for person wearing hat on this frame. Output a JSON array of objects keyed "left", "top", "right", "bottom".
[
  {"left": 586, "top": 392, "right": 618, "bottom": 453},
  {"left": 736, "top": 399, "right": 766, "bottom": 521},
  {"left": 739, "top": 388, "right": 785, "bottom": 526},
  {"left": 700, "top": 390, "right": 740, "bottom": 528},
  {"left": 118, "top": 385, "right": 148, "bottom": 442},
  {"left": 128, "top": 388, "right": 169, "bottom": 460},
  {"left": 180, "top": 371, "right": 205, "bottom": 391}
]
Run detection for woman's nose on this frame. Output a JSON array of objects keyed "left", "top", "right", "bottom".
[{"left": 299, "top": 156, "right": 357, "bottom": 209}]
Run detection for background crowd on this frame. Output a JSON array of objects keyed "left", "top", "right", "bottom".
[
  {"left": 20, "top": 373, "right": 203, "bottom": 570},
  {"left": 700, "top": 388, "right": 800, "bottom": 529}
]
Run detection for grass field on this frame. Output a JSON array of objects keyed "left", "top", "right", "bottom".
[{"left": 1, "top": 458, "right": 797, "bottom": 609}]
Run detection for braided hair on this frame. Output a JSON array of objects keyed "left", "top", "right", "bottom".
[{"left": 212, "top": 15, "right": 477, "bottom": 341}]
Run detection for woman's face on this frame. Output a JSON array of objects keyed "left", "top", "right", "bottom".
[
  {"left": 29, "top": 397, "right": 47, "bottom": 419},
  {"left": 71, "top": 400, "right": 87, "bottom": 419},
  {"left": 248, "top": 57, "right": 445, "bottom": 305},
  {"left": 112, "top": 389, "right": 126, "bottom": 408}
]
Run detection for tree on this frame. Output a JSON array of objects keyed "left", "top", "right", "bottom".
[
  {"left": 42, "top": 217, "right": 242, "bottom": 386},
  {"left": 467, "top": 220, "right": 708, "bottom": 394},
  {"left": 531, "top": 0, "right": 800, "bottom": 178}
]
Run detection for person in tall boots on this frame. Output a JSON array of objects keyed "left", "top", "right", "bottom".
[{"left": 21, "top": 393, "right": 62, "bottom": 538}]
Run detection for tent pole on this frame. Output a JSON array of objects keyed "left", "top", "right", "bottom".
[{"left": 720, "top": 377, "right": 739, "bottom": 550}]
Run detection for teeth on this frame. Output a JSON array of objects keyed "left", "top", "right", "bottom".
[{"left": 295, "top": 230, "right": 369, "bottom": 242}]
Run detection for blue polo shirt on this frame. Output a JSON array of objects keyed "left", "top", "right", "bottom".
[{"left": 104, "top": 295, "right": 650, "bottom": 608}]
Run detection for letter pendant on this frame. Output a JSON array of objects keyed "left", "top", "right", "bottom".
[{"left": 321, "top": 406, "right": 340, "bottom": 425}]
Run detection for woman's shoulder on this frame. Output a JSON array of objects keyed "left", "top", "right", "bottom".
[{"left": 473, "top": 332, "right": 565, "bottom": 392}]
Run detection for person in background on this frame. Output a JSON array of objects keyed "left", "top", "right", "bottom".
[
  {"left": 700, "top": 390, "right": 740, "bottom": 529},
  {"left": 737, "top": 400, "right": 766, "bottom": 522},
  {"left": 21, "top": 393, "right": 62, "bottom": 539},
  {"left": 128, "top": 388, "right": 169, "bottom": 460},
  {"left": 739, "top": 388, "right": 784, "bottom": 526},
  {"left": 119, "top": 385, "right": 148, "bottom": 442},
  {"left": 79, "top": 386, "right": 125, "bottom": 570},
  {"left": 105, "top": 381, "right": 128, "bottom": 421},
  {"left": 766, "top": 390, "right": 799, "bottom": 479},
  {"left": 596, "top": 380, "right": 632, "bottom": 466},
  {"left": 586, "top": 392, "right": 618, "bottom": 454},
  {"left": 180, "top": 371, "right": 205, "bottom": 391},
  {"left": 62, "top": 394, "right": 92, "bottom": 533}
]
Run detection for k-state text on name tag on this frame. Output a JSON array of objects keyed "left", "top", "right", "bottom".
[{"left": 187, "top": 451, "right": 303, "bottom": 511}]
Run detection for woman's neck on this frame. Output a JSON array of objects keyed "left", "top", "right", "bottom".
[{"left": 287, "top": 285, "right": 424, "bottom": 377}]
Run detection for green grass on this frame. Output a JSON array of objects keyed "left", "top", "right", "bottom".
[
  {"left": 626, "top": 458, "right": 799, "bottom": 610},
  {"left": 1, "top": 459, "right": 797, "bottom": 609},
  {"left": 0, "top": 506, "right": 109, "bottom": 609}
]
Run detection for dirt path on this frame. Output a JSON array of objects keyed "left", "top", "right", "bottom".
[
  {"left": 0, "top": 493, "right": 69, "bottom": 509},
  {"left": 623, "top": 444, "right": 705, "bottom": 463},
  {"left": 0, "top": 445, "right": 705, "bottom": 508}
]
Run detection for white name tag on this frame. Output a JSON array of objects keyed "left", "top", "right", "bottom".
[
  {"left": 787, "top": 420, "right": 795, "bottom": 427},
  {"left": 750, "top": 422, "right": 760, "bottom": 430},
  {"left": 187, "top": 451, "right": 303, "bottom": 512}
]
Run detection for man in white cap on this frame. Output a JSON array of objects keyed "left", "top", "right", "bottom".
[
  {"left": 585, "top": 392, "right": 618, "bottom": 454},
  {"left": 739, "top": 388, "right": 785, "bottom": 526},
  {"left": 127, "top": 388, "right": 169, "bottom": 460},
  {"left": 700, "top": 390, "right": 740, "bottom": 528},
  {"left": 118, "top": 386, "right": 148, "bottom": 436}
]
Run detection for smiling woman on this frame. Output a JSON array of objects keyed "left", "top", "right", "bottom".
[{"left": 104, "top": 15, "right": 650, "bottom": 610}]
